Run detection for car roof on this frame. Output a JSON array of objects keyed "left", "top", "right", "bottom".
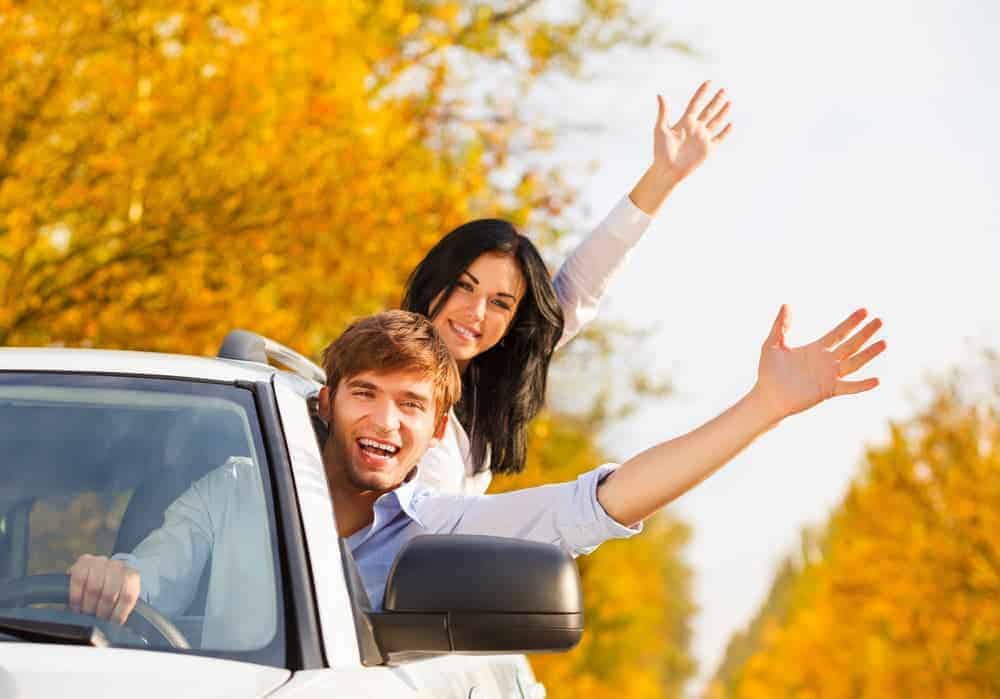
[{"left": 0, "top": 347, "right": 278, "bottom": 383}]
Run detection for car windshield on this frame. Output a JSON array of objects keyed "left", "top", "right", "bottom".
[{"left": 0, "top": 372, "right": 285, "bottom": 666}]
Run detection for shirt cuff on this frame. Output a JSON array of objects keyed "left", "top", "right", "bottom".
[
  {"left": 604, "top": 195, "right": 653, "bottom": 246},
  {"left": 557, "top": 463, "right": 643, "bottom": 557},
  {"left": 111, "top": 552, "right": 153, "bottom": 604}
]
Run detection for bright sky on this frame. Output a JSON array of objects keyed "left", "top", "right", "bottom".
[{"left": 537, "top": 0, "right": 999, "bottom": 692}]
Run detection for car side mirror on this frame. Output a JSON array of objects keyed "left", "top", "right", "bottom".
[{"left": 367, "top": 535, "right": 583, "bottom": 662}]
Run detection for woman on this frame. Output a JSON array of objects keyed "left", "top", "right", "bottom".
[{"left": 404, "top": 81, "right": 733, "bottom": 494}]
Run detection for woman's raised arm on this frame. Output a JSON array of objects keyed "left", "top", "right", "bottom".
[{"left": 554, "top": 81, "right": 733, "bottom": 348}]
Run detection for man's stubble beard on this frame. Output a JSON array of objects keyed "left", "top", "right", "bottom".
[{"left": 327, "top": 427, "right": 410, "bottom": 495}]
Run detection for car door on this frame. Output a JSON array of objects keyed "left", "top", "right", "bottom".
[{"left": 270, "top": 373, "right": 546, "bottom": 699}]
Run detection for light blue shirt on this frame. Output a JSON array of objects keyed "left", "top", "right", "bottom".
[
  {"left": 348, "top": 463, "right": 641, "bottom": 609},
  {"left": 118, "top": 460, "right": 640, "bottom": 646}
]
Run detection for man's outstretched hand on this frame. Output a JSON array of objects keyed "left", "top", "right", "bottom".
[
  {"left": 753, "top": 306, "right": 886, "bottom": 423},
  {"left": 67, "top": 554, "right": 141, "bottom": 625}
]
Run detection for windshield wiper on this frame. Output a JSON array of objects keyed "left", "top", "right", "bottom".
[{"left": 0, "top": 615, "right": 109, "bottom": 647}]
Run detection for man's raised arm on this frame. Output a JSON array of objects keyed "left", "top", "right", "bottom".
[{"left": 596, "top": 306, "right": 885, "bottom": 526}]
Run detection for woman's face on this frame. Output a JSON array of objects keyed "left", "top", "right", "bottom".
[{"left": 430, "top": 252, "right": 525, "bottom": 369}]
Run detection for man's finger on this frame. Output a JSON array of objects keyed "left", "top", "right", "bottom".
[
  {"left": 94, "top": 562, "right": 122, "bottom": 620},
  {"left": 838, "top": 340, "right": 887, "bottom": 377},
  {"left": 111, "top": 572, "right": 140, "bottom": 626},
  {"left": 681, "top": 80, "right": 711, "bottom": 121},
  {"left": 80, "top": 559, "right": 107, "bottom": 615},
  {"left": 712, "top": 122, "right": 733, "bottom": 144},
  {"left": 834, "top": 377, "right": 880, "bottom": 396},
  {"left": 834, "top": 317, "right": 883, "bottom": 360},
  {"left": 706, "top": 101, "right": 732, "bottom": 132},
  {"left": 697, "top": 88, "right": 726, "bottom": 122},
  {"left": 764, "top": 304, "right": 790, "bottom": 347},
  {"left": 817, "top": 308, "right": 867, "bottom": 348},
  {"left": 67, "top": 558, "right": 90, "bottom": 613}
]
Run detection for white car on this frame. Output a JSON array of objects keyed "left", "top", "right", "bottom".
[{"left": 0, "top": 332, "right": 582, "bottom": 697}]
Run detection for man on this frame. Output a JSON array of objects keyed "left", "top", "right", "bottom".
[{"left": 69, "top": 306, "right": 885, "bottom": 635}]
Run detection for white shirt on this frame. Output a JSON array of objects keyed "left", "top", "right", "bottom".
[
  {"left": 119, "top": 459, "right": 640, "bottom": 634},
  {"left": 114, "top": 457, "right": 277, "bottom": 651},
  {"left": 416, "top": 195, "right": 653, "bottom": 495}
]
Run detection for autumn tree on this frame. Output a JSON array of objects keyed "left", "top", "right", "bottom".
[
  {"left": 0, "top": 0, "right": 659, "bottom": 354},
  {"left": 2, "top": 1, "right": 697, "bottom": 696},
  {"left": 494, "top": 412, "right": 697, "bottom": 699},
  {"left": 707, "top": 360, "right": 1000, "bottom": 698}
]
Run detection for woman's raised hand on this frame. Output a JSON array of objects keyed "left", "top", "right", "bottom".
[
  {"left": 653, "top": 81, "right": 733, "bottom": 185},
  {"left": 753, "top": 306, "right": 886, "bottom": 423},
  {"left": 629, "top": 81, "right": 733, "bottom": 214}
]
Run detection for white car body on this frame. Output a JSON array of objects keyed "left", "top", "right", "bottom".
[{"left": 0, "top": 347, "right": 547, "bottom": 698}]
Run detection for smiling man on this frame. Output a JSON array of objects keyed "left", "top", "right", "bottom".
[{"left": 70, "top": 306, "right": 885, "bottom": 626}]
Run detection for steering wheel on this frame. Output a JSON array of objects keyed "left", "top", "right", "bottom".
[{"left": 0, "top": 574, "right": 191, "bottom": 649}]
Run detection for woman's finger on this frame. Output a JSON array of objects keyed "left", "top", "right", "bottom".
[
  {"left": 834, "top": 317, "right": 882, "bottom": 360},
  {"left": 834, "top": 377, "right": 880, "bottom": 396},
  {"left": 706, "top": 101, "right": 732, "bottom": 132},
  {"left": 656, "top": 94, "right": 668, "bottom": 128},
  {"left": 817, "top": 308, "right": 867, "bottom": 348},
  {"left": 838, "top": 339, "right": 887, "bottom": 377},
  {"left": 681, "top": 81, "right": 711, "bottom": 122},
  {"left": 698, "top": 89, "right": 726, "bottom": 122}
]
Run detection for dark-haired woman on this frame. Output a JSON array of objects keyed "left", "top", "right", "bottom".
[{"left": 407, "top": 81, "right": 733, "bottom": 494}]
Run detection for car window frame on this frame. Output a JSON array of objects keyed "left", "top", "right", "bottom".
[
  {"left": 271, "top": 372, "right": 361, "bottom": 670},
  {"left": 0, "top": 370, "right": 291, "bottom": 667}
]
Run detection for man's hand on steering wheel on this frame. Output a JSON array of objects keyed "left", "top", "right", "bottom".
[{"left": 67, "top": 554, "right": 141, "bottom": 625}]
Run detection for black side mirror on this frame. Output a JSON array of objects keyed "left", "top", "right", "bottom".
[{"left": 368, "top": 535, "right": 583, "bottom": 662}]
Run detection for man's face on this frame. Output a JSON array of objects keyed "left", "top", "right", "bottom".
[{"left": 320, "top": 369, "right": 445, "bottom": 493}]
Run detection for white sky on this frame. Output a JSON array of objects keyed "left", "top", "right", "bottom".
[{"left": 535, "top": 0, "right": 999, "bottom": 692}]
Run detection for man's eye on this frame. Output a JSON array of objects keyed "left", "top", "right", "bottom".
[
  {"left": 353, "top": 390, "right": 375, "bottom": 398},
  {"left": 402, "top": 401, "right": 424, "bottom": 411}
]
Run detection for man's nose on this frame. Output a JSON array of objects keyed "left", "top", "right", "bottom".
[{"left": 371, "top": 398, "right": 401, "bottom": 433}]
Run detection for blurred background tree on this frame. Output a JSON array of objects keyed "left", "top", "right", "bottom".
[
  {"left": 1, "top": 1, "right": 695, "bottom": 696},
  {"left": 705, "top": 357, "right": 1000, "bottom": 699}
]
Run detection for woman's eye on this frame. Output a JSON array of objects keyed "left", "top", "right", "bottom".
[
  {"left": 456, "top": 280, "right": 474, "bottom": 292},
  {"left": 492, "top": 299, "right": 512, "bottom": 311}
]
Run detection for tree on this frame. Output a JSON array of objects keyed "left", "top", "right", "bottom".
[
  {"left": 2, "top": 1, "right": 696, "bottom": 695},
  {"left": 0, "top": 0, "right": 657, "bottom": 356},
  {"left": 494, "top": 412, "right": 697, "bottom": 699},
  {"left": 708, "top": 360, "right": 1000, "bottom": 698}
]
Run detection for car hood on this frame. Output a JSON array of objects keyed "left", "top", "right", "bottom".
[{"left": 0, "top": 644, "right": 291, "bottom": 698}]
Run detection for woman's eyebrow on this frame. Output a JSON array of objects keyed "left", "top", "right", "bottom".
[{"left": 463, "top": 270, "right": 517, "bottom": 301}]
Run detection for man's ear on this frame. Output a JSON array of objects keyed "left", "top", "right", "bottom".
[
  {"left": 428, "top": 411, "right": 448, "bottom": 447},
  {"left": 317, "top": 385, "right": 333, "bottom": 423}
]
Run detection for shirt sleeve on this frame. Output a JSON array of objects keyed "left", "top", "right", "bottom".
[
  {"left": 553, "top": 196, "right": 652, "bottom": 350},
  {"left": 413, "top": 463, "right": 642, "bottom": 557},
  {"left": 112, "top": 466, "right": 221, "bottom": 616}
]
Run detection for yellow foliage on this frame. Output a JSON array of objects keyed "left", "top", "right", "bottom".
[
  {"left": 0, "top": 2, "right": 692, "bottom": 695},
  {"left": 494, "top": 413, "right": 696, "bottom": 699},
  {"left": 714, "top": 375, "right": 1000, "bottom": 698}
]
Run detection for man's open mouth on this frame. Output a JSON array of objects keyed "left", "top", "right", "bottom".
[{"left": 357, "top": 437, "right": 400, "bottom": 460}]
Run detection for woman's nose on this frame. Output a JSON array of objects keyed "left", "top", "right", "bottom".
[{"left": 469, "top": 293, "right": 487, "bottom": 320}]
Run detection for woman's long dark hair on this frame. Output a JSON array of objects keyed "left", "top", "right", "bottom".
[{"left": 401, "top": 219, "right": 564, "bottom": 476}]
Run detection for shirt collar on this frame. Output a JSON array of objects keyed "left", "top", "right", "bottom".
[{"left": 384, "top": 471, "right": 425, "bottom": 528}]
